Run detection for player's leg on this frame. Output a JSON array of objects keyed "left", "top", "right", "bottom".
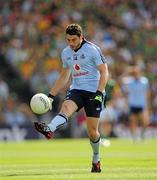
[
  {"left": 86, "top": 117, "right": 101, "bottom": 172},
  {"left": 139, "top": 109, "right": 150, "bottom": 139},
  {"left": 84, "top": 91, "right": 102, "bottom": 172},
  {"left": 128, "top": 107, "right": 140, "bottom": 140},
  {"left": 129, "top": 113, "right": 139, "bottom": 140},
  {"left": 34, "top": 89, "right": 83, "bottom": 139},
  {"left": 34, "top": 100, "right": 77, "bottom": 139},
  {"left": 48, "top": 100, "right": 78, "bottom": 132},
  {"left": 47, "top": 89, "right": 83, "bottom": 133},
  {"left": 129, "top": 114, "right": 138, "bottom": 134},
  {"left": 87, "top": 117, "right": 100, "bottom": 161}
]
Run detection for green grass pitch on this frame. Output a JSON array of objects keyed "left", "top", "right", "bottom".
[{"left": 0, "top": 138, "right": 157, "bottom": 180}]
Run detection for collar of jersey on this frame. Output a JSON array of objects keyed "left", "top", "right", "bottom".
[{"left": 73, "top": 38, "right": 86, "bottom": 52}]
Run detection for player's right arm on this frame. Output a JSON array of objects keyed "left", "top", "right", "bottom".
[{"left": 49, "top": 67, "right": 71, "bottom": 97}]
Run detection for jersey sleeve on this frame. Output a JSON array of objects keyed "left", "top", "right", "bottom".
[
  {"left": 61, "top": 50, "right": 68, "bottom": 68},
  {"left": 92, "top": 46, "right": 107, "bottom": 66}
]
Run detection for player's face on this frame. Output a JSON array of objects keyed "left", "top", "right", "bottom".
[{"left": 66, "top": 34, "right": 83, "bottom": 50}]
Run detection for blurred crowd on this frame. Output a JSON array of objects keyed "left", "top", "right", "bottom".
[{"left": 0, "top": 0, "right": 157, "bottom": 137}]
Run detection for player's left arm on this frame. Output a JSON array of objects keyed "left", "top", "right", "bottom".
[
  {"left": 97, "top": 63, "right": 109, "bottom": 93},
  {"left": 92, "top": 45, "right": 109, "bottom": 93}
]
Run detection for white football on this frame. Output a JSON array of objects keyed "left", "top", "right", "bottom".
[{"left": 30, "top": 93, "right": 51, "bottom": 114}]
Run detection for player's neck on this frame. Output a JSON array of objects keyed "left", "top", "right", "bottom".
[{"left": 74, "top": 38, "right": 86, "bottom": 52}]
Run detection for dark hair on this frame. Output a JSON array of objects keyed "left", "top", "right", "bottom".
[{"left": 65, "top": 24, "right": 82, "bottom": 37}]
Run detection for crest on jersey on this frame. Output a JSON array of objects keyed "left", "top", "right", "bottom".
[{"left": 80, "top": 54, "right": 85, "bottom": 59}]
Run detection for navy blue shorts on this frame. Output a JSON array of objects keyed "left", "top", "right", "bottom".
[
  {"left": 130, "top": 106, "right": 144, "bottom": 114},
  {"left": 64, "top": 89, "right": 104, "bottom": 118}
]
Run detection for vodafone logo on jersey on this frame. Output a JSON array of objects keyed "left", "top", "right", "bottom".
[
  {"left": 73, "top": 63, "right": 89, "bottom": 77},
  {"left": 74, "top": 64, "right": 81, "bottom": 71}
]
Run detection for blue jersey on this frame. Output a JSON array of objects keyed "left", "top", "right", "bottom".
[
  {"left": 123, "top": 76, "right": 149, "bottom": 108},
  {"left": 61, "top": 40, "right": 107, "bottom": 92}
]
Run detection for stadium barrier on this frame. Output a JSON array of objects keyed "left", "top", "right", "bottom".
[{"left": 0, "top": 123, "right": 157, "bottom": 141}]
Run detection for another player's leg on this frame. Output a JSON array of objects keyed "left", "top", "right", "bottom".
[
  {"left": 34, "top": 100, "right": 77, "bottom": 139},
  {"left": 86, "top": 117, "right": 101, "bottom": 173},
  {"left": 129, "top": 113, "right": 139, "bottom": 141},
  {"left": 140, "top": 110, "right": 150, "bottom": 139}
]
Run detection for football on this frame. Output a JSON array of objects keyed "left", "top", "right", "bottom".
[{"left": 30, "top": 93, "right": 51, "bottom": 114}]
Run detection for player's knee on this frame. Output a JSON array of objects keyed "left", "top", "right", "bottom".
[
  {"left": 60, "top": 100, "right": 78, "bottom": 117},
  {"left": 61, "top": 103, "right": 69, "bottom": 113},
  {"left": 60, "top": 102, "right": 73, "bottom": 117},
  {"left": 88, "top": 128, "right": 99, "bottom": 140}
]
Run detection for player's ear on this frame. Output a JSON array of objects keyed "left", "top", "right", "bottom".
[{"left": 80, "top": 34, "right": 83, "bottom": 40}]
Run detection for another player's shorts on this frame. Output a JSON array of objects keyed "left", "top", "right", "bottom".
[
  {"left": 129, "top": 106, "right": 144, "bottom": 114},
  {"left": 64, "top": 89, "right": 104, "bottom": 118}
]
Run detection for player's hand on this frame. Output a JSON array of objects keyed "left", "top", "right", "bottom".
[
  {"left": 48, "top": 93, "right": 54, "bottom": 110},
  {"left": 91, "top": 90, "right": 103, "bottom": 106}
]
